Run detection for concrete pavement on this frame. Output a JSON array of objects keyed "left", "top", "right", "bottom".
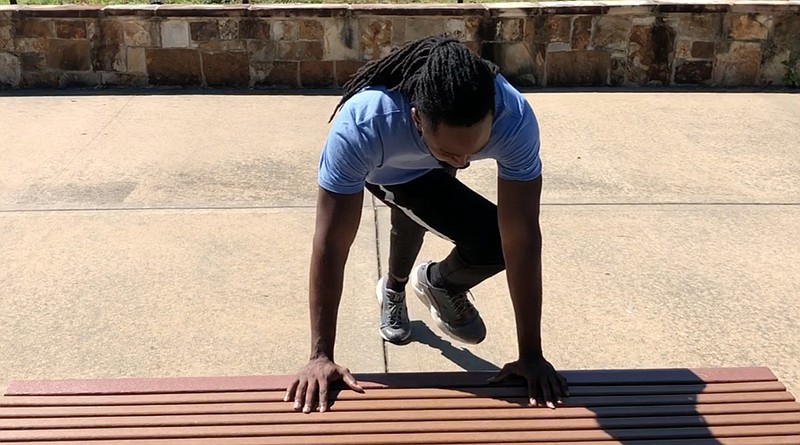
[{"left": 1, "top": 90, "right": 798, "bottom": 396}]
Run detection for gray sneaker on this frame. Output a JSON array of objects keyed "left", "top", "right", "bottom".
[
  {"left": 411, "top": 261, "right": 486, "bottom": 344},
  {"left": 375, "top": 276, "right": 412, "bottom": 344}
]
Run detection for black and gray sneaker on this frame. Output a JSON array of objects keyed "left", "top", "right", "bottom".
[
  {"left": 375, "top": 276, "right": 412, "bottom": 344},
  {"left": 411, "top": 261, "right": 486, "bottom": 344}
]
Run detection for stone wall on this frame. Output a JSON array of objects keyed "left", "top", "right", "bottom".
[{"left": 1, "top": 1, "right": 799, "bottom": 89}]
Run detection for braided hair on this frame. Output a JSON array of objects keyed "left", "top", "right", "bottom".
[{"left": 330, "top": 35, "right": 499, "bottom": 128}]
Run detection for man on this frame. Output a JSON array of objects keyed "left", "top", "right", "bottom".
[{"left": 285, "top": 35, "right": 568, "bottom": 413}]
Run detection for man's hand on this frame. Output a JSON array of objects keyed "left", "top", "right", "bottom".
[
  {"left": 488, "top": 356, "right": 568, "bottom": 409},
  {"left": 284, "top": 357, "right": 364, "bottom": 413}
]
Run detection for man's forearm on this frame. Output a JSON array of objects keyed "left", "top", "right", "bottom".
[
  {"left": 503, "top": 236, "right": 544, "bottom": 360},
  {"left": 308, "top": 244, "right": 348, "bottom": 361}
]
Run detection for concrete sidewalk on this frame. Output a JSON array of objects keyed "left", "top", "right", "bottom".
[{"left": 1, "top": 91, "right": 798, "bottom": 397}]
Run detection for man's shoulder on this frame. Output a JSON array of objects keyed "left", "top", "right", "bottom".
[{"left": 337, "top": 87, "right": 409, "bottom": 126}]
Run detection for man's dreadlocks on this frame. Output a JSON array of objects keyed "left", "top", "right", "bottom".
[{"left": 330, "top": 35, "right": 499, "bottom": 128}]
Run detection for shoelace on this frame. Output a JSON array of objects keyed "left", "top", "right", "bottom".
[
  {"left": 386, "top": 297, "right": 408, "bottom": 328},
  {"left": 449, "top": 291, "right": 475, "bottom": 319}
]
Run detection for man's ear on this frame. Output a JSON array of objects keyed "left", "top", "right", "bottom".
[{"left": 410, "top": 107, "right": 422, "bottom": 129}]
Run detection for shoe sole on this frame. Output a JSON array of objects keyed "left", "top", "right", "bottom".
[
  {"left": 411, "top": 263, "right": 482, "bottom": 345},
  {"left": 375, "top": 277, "right": 412, "bottom": 344}
]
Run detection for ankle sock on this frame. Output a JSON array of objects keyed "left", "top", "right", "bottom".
[
  {"left": 427, "top": 262, "right": 446, "bottom": 289},
  {"left": 386, "top": 274, "right": 408, "bottom": 292}
]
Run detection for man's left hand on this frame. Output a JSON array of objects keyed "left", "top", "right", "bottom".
[{"left": 488, "top": 356, "right": 569, "bottom": 408}]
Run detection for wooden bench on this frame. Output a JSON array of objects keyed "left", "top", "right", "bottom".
[{"left": 2, "top": 367, "right": 799, "bottom": 444}]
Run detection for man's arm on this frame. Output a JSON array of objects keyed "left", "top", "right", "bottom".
[
  {"left": 497, "top": 176, "right": 544, "bottom": 359},
  {"left": 493, "top": 175, "right": 568, "bottom": 407},
  {"left": 285, "top": 186, "right": 364, "bottom": 413},
  {"left": 308, "top": 186, "right": 363, "bottom": 361}
]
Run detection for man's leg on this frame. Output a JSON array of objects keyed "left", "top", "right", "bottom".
[{"left": 367, "top": 169, "right": 504, "bottom": 344}]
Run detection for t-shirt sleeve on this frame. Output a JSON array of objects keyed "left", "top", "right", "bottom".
[
  {"left": 318, "top": 119, "right": 371, "bottom": 195},
  {"left": 496, "top": 102, "right": 542, "bottom": 182}
]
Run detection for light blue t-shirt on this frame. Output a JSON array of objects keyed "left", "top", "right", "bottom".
[{"left": 318, "top": 74, "right": 541, "bottom": 195}]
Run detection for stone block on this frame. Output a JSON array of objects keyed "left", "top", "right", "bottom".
[
  {"left": 99, "top": 71, "right": 148, "bottom": 87},
  {"left": 727, "top": 13, "right": 772, "bottom": 40},
  {"left": 593, "top": 16, "right": 631, "bottom": 51},
  {"left": 191, "top": 21, "right": 218, "bottom": 42},
  {"left": 47, "top": 39, "right": 91, "bottom": 71},
  {"left": 405, "top": 18, "right": 444, "bottom": 41},
  {"left": 610, "top": 54, "right": 626, "bottom": 85},
  {"left": 98, "top": 20, "right": 124, "bottom": 45},
  {"left": 0, "top": 52, "right": 21, "bottom": 88},
  {"left": 674, "top": 60, "right": 713, "bottom": 84},
  {"left": 534, "top": 15, "right": 572, "bottom": 44},
  {"left": 483, "top": 41, "right": 538, "bottom": 86},
  {"left": 759, "top": 48, "right": 793, "bottom": 86},
  {"left": 240, "top": 19, "right": 269, "bottom": 40},
  {"left": 161, "top": 20, "right": 190, "bottom": 48},
  {"left": 675, "top": 39, "right": 692, "bottom": 59},
  {"left": 360, "top": 18, "right": 392, "bottom": 60},
  {"left": 60, "top": 71, "right": 98, "bottom": 88},
  {"left": 713, "top": 41, "right": 761, "bottom": 86},
  {"left": 478, "top": 18, "right": 523, "bottom": 42},
  {"left": 572, "top": 16, "right": 593, "bottom": 50},
  {"left": 198, "top": 39, "right": 245, "bottom": 52},
  {"left": 665, "top": 13, "right": 722, "bottom": 41},
  {"left": 770, "top": 14, "right": 800, "bottom": 53},
  {"left": 56, "top": 20, "right": 87, "bottom": 39},
  {"left": 323, "top": 17, "right": 358, "bottom": 61},
  {"left": 392, "top": 18, "right": 406, "bottom": 45},
  {"left": 16, "top": 19, "right": 54, "bottom": 38},
  {"left": 92, "top": 43, "right": 125, "bottom": 72},
  {"left": 219, "top": 18, "right": 239, "bottom": 40},
  {"left": 146, "top": 48, "right": 201, "bottom": 86},
  {"left": 126, "top": 47, "right": 146, "bottom": 73},
  {"left": 334, "top": 59, "right": 364, "bottom": 87},
  {"left": 445, "top": 18, "right": 466, "bottom": 40},
  {"left": 21, "top": 71, "right": 60, "bottom": 88},
  {"left": 276, "top": 41, "right": 323, "bottom": 60},
  {"left": 299, "top": 60, "right": 334, "bottom": 87},
  {"left": 627, "top": 18, "right": 676, "bottom": 84},
  {"left": 0, "top": 22, "right": 12, "bottom": 52},
  {"left": 251, "top": 61, "right": 297, "bottom": 87},
  {"left": 300, "top": 19, "right": 324, "bottom": 41},
  {"left": 14, "top": 38, "right": 48, "bottom": 54},
  {"left": 124, "top": 20, "right": 158, "bottom": 47},
  {"left": 547, "top": 49, "right": 610, "bottom": 86},
  {"left": 248, "top": 40, "right": 275, "bottom": 62},
  {"left": 202, "top": 51, "right": 249, "bottom": 87},
  {"left": 20, "top": 53, "right": 46, "bottom": 71},
  {"left": 692, "top": 41, "right": 715, "bottom": 59},
  {"left": 271, "top": 20, "right": 298, "bottom": 41}
]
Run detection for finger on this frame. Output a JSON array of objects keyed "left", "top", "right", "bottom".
[
  {"left": 341, "top": 368, "right": 364, "bottom": 393},
  {"left": 557, "top": 373, "right": 570, "bottom": 398},
  {"left": 319, "top": 380, "right": 329, "bottom": 413},
  {"left": 527, "top": 378, "right": 539, "bottom": 407},
  {"left": 284, "top": 379, "right": 299, "bottom": 402},
  {"left": 293, "top": 379, "right": 307, "bottom": 411},
  {"left": 304, "top": 380, "right": 317, "bottom": 414},
  {"left": 542, "top": 377, "right": 556, "bottom": 409}
]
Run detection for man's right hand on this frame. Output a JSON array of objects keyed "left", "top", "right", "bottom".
[{"left": 284, "top": 357, "right": 364, "bottom": 413}]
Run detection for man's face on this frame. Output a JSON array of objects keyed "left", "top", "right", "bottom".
[{"left": 412, "top": 108, "right": 492, "bottom": 169}]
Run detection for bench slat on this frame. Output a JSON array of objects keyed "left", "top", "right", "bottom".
[
  {"left": 5, "top": 437, "right": 800, "bottom": 445},
  {"left": 3, "top": 401, "right": 798, "bottom": 421},
  {"left": 0, "top": 382, "right": 787, "bottom": 407},
  {"left": 5, "top": 367, "right": 778, "bottom": 396},
  {"left": 3, "top": 424, "right": 800, "bottom": 444},
  {"left": 4, "top": 412, "right": 800, "bottom": 434}
]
